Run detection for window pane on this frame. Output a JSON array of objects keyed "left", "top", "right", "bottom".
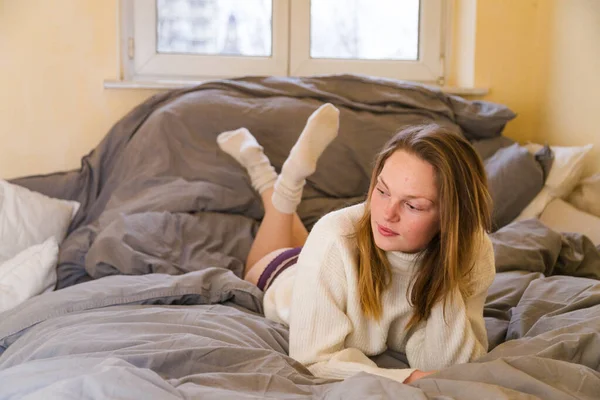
[
  {"left": 310, "top": 0, "right": 419, "bottom": 60},
  {"left": 157, "top": 0, "right": 272, "bottom": 56}
]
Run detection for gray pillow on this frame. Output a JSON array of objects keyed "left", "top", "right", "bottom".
[
  {"left": 485, "top": 143, "right": 545, "bottom": 230},
  {"left": 471, "top": 136, "right": 515, "bottom": 161},
  {"left": 534, "top": 144, "right": 554, "bottom": 181}
]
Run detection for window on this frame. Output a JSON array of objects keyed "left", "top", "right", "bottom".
[{"left": 121, "top": 0, "right": 447, "bottom": 83}]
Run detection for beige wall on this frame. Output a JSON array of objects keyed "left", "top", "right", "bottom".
[
  {"left": 538, "top": 0, "right": 600, "bottom": 175},
  {"left": 450, "top": 0, "right": 599, "bottom": 175},
  {"left": 475, "top": 0, "right": 553, "bottom": 144},
  {"left": 0, "top": 0, "right": 157, "bottom": 179},
  {"left": 1, "top": 0, "right": 598, "bottom": 179},
  {"left": 449, "top": 0, "right": 553, "bottom": 144}
]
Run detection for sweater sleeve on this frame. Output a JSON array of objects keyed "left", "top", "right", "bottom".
[
  {"left": 288, "top": 217, "right": 416, "bottom": 383},
  {"left": 404, "top": 233, "right": 496, "bottom": 371}
]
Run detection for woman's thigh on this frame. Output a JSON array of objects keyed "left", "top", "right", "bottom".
[{"left": 244, "top": 247, "right": 293, "bottom": 286}]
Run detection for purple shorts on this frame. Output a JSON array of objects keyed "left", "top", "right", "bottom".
[{"left": 256, "top": 247, "right": 302, "bottom": 292}]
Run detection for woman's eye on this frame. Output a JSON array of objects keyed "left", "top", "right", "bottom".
[
  {"left": 376, "top": 188, "right": 387, "bottom": 196},
  {"left": 406, "top": 203, "right": 422, "bottom": 211}
]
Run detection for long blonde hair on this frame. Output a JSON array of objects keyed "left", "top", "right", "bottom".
[{"left": 353, "top": 124, "right": 492, "bottom": 330}]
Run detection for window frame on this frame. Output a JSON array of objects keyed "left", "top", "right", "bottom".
[
  {"left": 289, "top": 0, "right": 444, "bottom": 81},
  {"left": 121, "top": 0, "right": 447, "bottom": 83},
  {"left": 123, "top": 0, "right": 289, "bottom": 80}
]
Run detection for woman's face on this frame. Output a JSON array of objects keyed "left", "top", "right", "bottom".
[{"left": 370, "top": 150, "right": 441, "bottom": 253}]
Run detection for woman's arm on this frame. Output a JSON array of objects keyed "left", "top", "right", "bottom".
[
  {"left": 288, "top": 217, "right": 417, "bottom": 383},
  {"left": 405, "top": 234, "right": 495, "bottom": 371}
]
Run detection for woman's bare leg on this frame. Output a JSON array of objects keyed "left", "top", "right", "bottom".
[
  {"left": 217, "top": 129, "right": 300, "bottom": 276},
  {"left": 245, "top": 188, "right": 309, "bottom": 283},
  {"left": 217, "top": 104, "right": 339, "bottom": 283},
  {"left": 271, "top": 104, "right": 340, "bottom": 214},
  {"left": 245, "top": 188, "right": 294, "bottom": 272},
  {"left": 292, "top": 213, "right": 309, "bottom": 247},
  {"left": 247, "top": 188, "right": 308, "bottom": 267},
  {"left": 250, "top": 103, "right": 339, "bottom": 267}
]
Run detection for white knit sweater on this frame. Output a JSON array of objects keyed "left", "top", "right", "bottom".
[{"left": 263, "top": 203, "right": 495, "bottom": 384}]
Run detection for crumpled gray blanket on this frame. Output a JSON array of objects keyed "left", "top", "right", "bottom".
[
  {"left": 0, "top": 219, "right": 599, "bottom": 399},
  {"left": 6, "top": 75, "right": 599, "bottom": 399},
  {"left": 10, "top": 75, "right": 515, "bottom": 289}
]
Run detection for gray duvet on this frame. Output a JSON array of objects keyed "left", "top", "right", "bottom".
[{"left": 2, "top": 75, "right": 600, "bottom": 399}]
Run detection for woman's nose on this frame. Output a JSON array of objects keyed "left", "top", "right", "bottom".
[{"left": 383, "top": 203, "right": 400, "bottom": 222}]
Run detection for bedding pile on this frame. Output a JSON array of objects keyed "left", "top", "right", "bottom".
[
  {"left": 2, "top": 75, "right": 599, "bottom": 399},
  {"left": 0, "top": 180, "right": 80, "bottom": 313}
]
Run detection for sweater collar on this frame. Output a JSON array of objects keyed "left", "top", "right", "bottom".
[{"left": 386, "top": 250, "right": 420, "bottom": 272}]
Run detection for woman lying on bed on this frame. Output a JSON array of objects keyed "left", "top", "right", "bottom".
[{"left": 216, "top": 105, "right": 495, "bottom": 385}]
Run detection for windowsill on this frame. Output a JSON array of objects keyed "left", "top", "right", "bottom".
[{"left": 103, "top": 79, "right": 489, "bottom": 96}]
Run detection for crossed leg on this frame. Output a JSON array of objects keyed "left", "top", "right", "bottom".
[{"left": 216, "top": 103, "right": 340, "bottom": 284}]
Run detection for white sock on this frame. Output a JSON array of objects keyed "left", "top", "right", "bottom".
[
  {"left": 217, "top": 128, "right": 277, "bottom": 194},
  {"left": 272, "top": 103, "right": 340, "bottom": 214}
]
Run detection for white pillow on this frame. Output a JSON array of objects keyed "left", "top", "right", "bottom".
[
  {"left": 516, "top": 144, "right": 593, "bottom": 220},
  {"left": 516, "top": 187, "right": 554, "bottom": 221},
  {"left": 567, "top": 173, "right": 600, "bottom": 218},
  {"left": 539, "top": 198, "right": 600, "bottom": 246},
  {"left": 0, "top": 237, "right": 59, "bottom": 313},
  {"left": 0, "top": 180, "right": 80, "bottom": 263}
]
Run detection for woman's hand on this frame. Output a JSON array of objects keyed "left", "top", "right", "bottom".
[{"left": 403, "top": 369, "right": 438, "bottom": 384}]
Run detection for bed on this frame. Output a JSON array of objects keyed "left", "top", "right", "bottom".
[{"left": 1, "top": 75, "right": 599, "bottom": 399}]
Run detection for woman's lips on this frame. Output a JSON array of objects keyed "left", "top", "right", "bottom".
[{"left": 377, "top": 223, "right": 398, "bottom": 237}]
